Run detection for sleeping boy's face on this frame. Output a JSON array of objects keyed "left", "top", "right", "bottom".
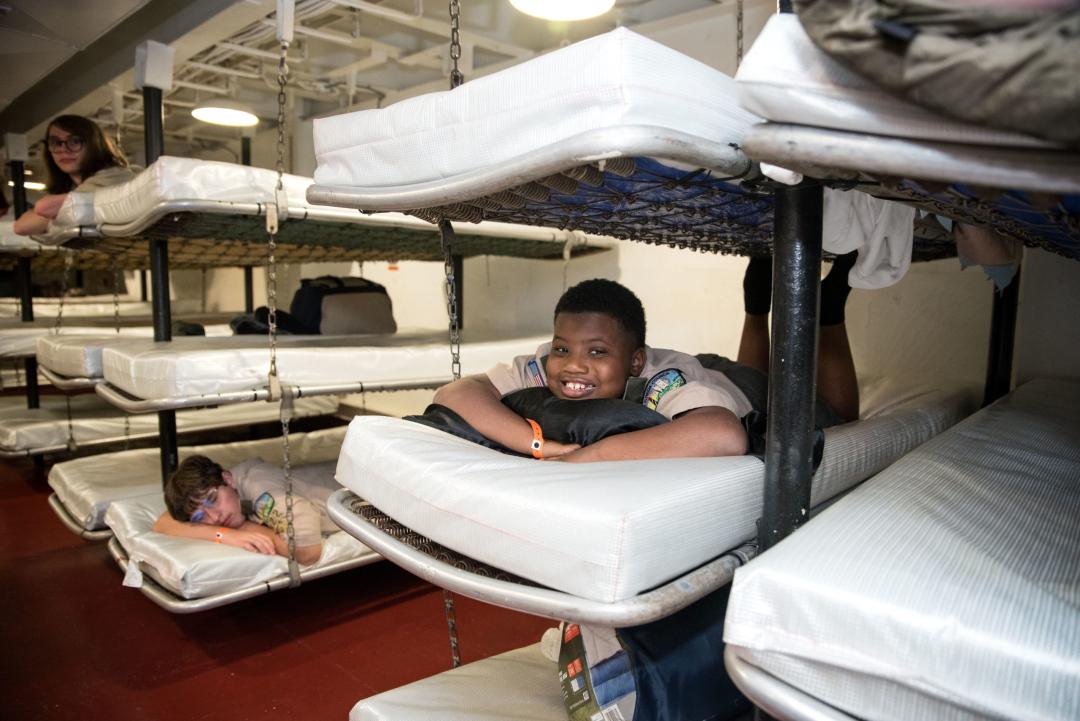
[{"left": 547, "top": 311, "right": 645, "bottom": 401}]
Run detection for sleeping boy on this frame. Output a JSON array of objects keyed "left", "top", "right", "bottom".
[{"left": 153, "top": 455, "right": 338, "bottom": 565}]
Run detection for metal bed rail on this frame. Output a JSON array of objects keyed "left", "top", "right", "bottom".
[
  {"left": 94, "top": 377, "right": 448, "bottom": 413},
  {"left": 40, "top": 366, "right": 100, "bottom": 391},
  {"left": 108, "top": 536, "right": 382, "bottom": 614},
  {"left": 47, "top": 493, "right": 114, "bottom": 541},
  {"left": 327, "top": 489, "right": 757, "bottom": 628},
  {"left": 723, "top": 646, "right": 857, "bottom": 721}
]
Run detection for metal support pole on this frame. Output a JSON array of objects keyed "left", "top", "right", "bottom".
[
  {"left": 452, "top": 254, "right": 464, "bottom": 328},
  {"left": 143, "top": 84, "right": 178, "bottom": 479},
  {"left": 983, "top": 268, "right": 1021, "bottom": 406},
  {"left": 243, "top": 266, "right": 254, "bottom": 313},
  {"left": 10, "top": 159, "right": 39, "bottom": 408},
  {"left": 759, "top": 183, "right": 823, "bottom": 553},
  {"left": 241, "top": 136, "right": 252, "bottom": 166},
  {"left": 140, "top": 270, "right": 148, "bottom": 301}
]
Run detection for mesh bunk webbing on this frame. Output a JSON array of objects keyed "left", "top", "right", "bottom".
[
  {"left": 68, "top": 216, "right": 603, "bottom": 269},
  {"left": 343, "top": 493, "right": 538, "bottom": 587},
  {"left": 377, "top": 157, "right": 956, "bottom": 261},
  {"left": 0, "top": 248, "right": 118, "bottom": 273},
  {"left": 883, "top": 182, "right": 1080, "bottom": 261}
]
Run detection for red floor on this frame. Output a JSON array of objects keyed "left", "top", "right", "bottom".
[{"left": 0, "top": 455, "right": 555, "bottom": 721}]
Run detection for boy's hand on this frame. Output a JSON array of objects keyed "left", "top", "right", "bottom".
[
  {"left": 540, "top": 439, "right": 581, "bottom": 459},
  {"left": 219, "top": 524, "right": 276, "bottom": 555}
]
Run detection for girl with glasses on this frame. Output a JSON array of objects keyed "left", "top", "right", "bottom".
[{"left": 13, "top": 114, "right": 136, "bottom": 236}]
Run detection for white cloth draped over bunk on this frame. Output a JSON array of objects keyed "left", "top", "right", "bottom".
[
  {"left": 723, "top": 379, "right": 1080, "bottom": 721},
  {"left": 331, "top": 380, "right": 976, "bottom": 615}
]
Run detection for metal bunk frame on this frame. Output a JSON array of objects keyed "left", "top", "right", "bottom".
[
  {"left": 304, "top": 9, "right": 1080, "bottom": 717},
  {"left": 107, "top": 535, "right": 381, "bottom": 614}
]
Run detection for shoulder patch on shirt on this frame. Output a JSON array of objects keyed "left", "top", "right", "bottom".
[
  {"left": 643, "top": 368, "right": 686, "bottom": 411},
  {"left": 527, "top": 358, "right": 546, "bottom": 387},
  {"left": 251, "top": 491, "right": 275, "bottom": 521}
]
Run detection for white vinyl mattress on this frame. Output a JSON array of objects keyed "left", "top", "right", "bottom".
[
  {"left": 0, "top": 314, "right": 233, "bottom": 359},
  {"left": 102, "top": 427, "right": 372, "bottom": 599},
  {"left": 735, "top": 14, "right": 1054, "bottom": 149},
  {"left": 351, "top": 644, "right": 563, "bottom": 721},
  {"left": 312, "top": 27, "right": 760, "bottom": 190},
  {"left": 335, "top": 385, "right": 973, "bottom": 603},
  {"left": 3, "top": 392, "right": 335, "bottom": 457},
  {"left": 99, "top": 330, "right": 549, "bottom": 398},
  {"left": 724, "top": 379, "right": 1080, "bottom": 721}
]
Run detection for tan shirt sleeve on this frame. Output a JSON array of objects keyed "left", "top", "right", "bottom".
[{"left": 485, "top": 343, "right": 550, "bottom": 397}]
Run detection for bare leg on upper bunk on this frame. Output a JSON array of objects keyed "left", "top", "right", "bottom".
[
  {"left": 737, "top": 252, "right": 860, "bottom": 423},
  {"left": 736, "top": 256, "right": 772, "bottom": 374}
]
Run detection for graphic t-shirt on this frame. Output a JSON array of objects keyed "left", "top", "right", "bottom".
[
  {"left": 487, "top": 343, "right": 753, "bottom": 420},
  {"left": 229, "top": 459, "right": 340, "bottom": 550}
]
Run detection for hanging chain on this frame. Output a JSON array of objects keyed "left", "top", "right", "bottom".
[
  {"left": 439, "top": 221, "right": 463, "bottom": 382},
  {"left": 440, "top": 1, "right": 465, "bottom": 668},
  {"left": 65, "top": 394, "right": 76, "bottom": 452},
  {"left": 53, "top": 253, "right": 74, "bottom": 335},
  {"left": 266, "top": 35, "right": 299, "bottom": 584},
  {"left": 736, "top": 0, "right": 745, "bottom": 68},
  {"left": 448, "top": 0, "right": 464, "bottom": 89},
  {"left": 112, "top": 257, "right": 122, "bottom": 334}
]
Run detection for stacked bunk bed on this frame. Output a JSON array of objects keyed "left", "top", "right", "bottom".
[
  {"left": 55, "top": 425, "right": 382, "bottom": 612},
  {"left": 31, "top": 130, "right": 607, "bottom": 606},
  {"left": 715, "top": 12, "right": 1080, "bottom": 721},
  {"left": 294, "top": 17, "right": 1077, "bottom": 717}
]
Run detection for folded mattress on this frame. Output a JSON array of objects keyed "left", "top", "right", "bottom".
[
  {"left": 736, "top": 14, "right": 1055, "bottom": 149},
  {"left": 335, "top": 384, "right": 974, "bottom": 604},
  {"left": 351, "top": 644, "right": 562, "bottom": 721},
  {"left": 100, "top": 330, "right": 550, "bottom": 399},
  {"left": 0, "top": 392, "right": 336, "bottom": 457},
  {"left": 103, "top": 427, "right": 376, "bottom": 600},
  {"left": 724, "top": 379, "right": 1080, "bottom": 721}
]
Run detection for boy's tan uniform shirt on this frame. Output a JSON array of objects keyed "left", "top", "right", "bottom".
[{"left": 487, "top": 343, "right": 753, "bottom": 420}]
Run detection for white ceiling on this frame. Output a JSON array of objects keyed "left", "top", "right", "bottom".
[{"left": 2, "top": 0, "right": 732, "bottom": 175}]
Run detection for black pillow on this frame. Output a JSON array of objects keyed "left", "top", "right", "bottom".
[{"left": 404, "top": 387, "right": 668, "bottom": 457}]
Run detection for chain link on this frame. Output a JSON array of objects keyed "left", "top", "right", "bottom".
[
  {"left": 65, "top": 394, "right": 76, "bottom": 452},
  {"left": 267, "top": 37, "right": 298, "bottom": 580},
  {"left": 53, "top": 253, "right": 74, "bottom": 335},
  {"left": 112, "top": 257, "right": 122, "bottom": 334},
  {"left": 736, "top": 0, "right": 745, "bottom": 68},
  {"left": 439, "top": 220, "right": 462, "bottom": 381},
  {"left": 448, "top": 0, "right": 464, "bottom": 89}
]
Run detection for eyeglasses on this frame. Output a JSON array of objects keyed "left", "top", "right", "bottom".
[
  {"left": 189, "top": 488, "right": 220, "bottom": 524},
  {"left": 47, "top": 136, "right": 85, "bottom": 153}
]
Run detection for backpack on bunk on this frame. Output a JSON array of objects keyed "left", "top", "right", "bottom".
[
  {"left": 289, "top": 276, "right": 397, "bottom": 335},
  {"left": 793, "top": 0, "right": 1080, "bottom": 146}
]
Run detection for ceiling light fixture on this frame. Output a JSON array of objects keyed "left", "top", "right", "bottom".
[
  {"left": 191, "top": 99, "right": 259, "bottom": 127},
  {"left": 8, "top": 180, "right": 46, "bottom": 191},
  {"left": 509, "top": 0, "right": 615, "bottom": 21}
]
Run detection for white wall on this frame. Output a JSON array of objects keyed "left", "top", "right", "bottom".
[{"left": 1015, "top": 248, "right": 1080, "bottom": 385}]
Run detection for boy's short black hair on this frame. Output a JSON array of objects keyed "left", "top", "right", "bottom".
[
  {"left": 164, "top": 455, "right": 227, "bottom": 521},
  {"left": 554, "top": 279, "right": 646, "bottom": 348}
]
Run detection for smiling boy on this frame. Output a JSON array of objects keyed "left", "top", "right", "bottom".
[{"left": 433, "top": 279, "right": 752, "bottom": 462}]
